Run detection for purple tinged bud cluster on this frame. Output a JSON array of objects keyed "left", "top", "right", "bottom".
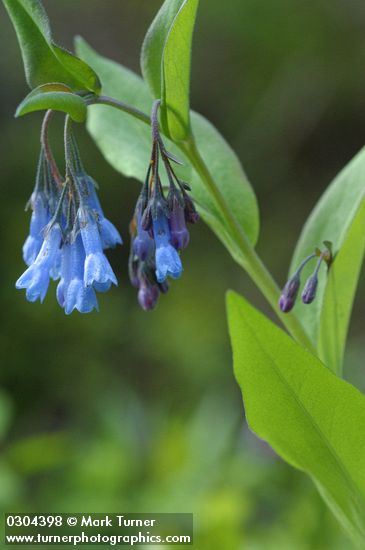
[
  {"left": 279, "top": 249, "right": 329, "bottom": 313},
  {"left": 128, "top": 105, "right": 199, "bottom": 309}
]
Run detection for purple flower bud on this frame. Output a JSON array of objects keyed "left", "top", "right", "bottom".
[
  {"left": 168, "top": 193, "right": 190, "bottom": 251},
  {"left": 133, "top": 201, "right": 154, "bottom": 261},
  {"left": 302, "top": 274, "right": 318, "bottom": 304},
  {"left": 279, "top": 295, "right": 295, "bottom": 313},
  {"left": 183, "top": 193, "right": 199, "bottom": 224},
  {"left": 278, "top": 273, "right": 300, "bottom": 313},
  {"left": 141, "top": 204, "right": 153, "bottom": 232},
  {"left": 138, "top": 283, "right": 160, "bottom": 311}
]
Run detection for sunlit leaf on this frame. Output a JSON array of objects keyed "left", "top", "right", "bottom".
[{"left": 227, "top": 290, "right": 365, "bottom": 548}]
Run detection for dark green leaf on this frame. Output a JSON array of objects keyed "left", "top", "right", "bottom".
[
  {"left": 290, "top": 147, "right": 365, "bottom": 374},
  {"left": 3, "top": 0, "right": 101, "bottom": 92},
  {"left": 227, "top": 290, "right": 365, "bottom": 548},
  {"left": 76, "top": 38, "right": 259, "bottom": 248},
  {"left": 141, "top": 0, "right": 199, "bottom": 141},
  {"left": 15, "top": 83, "right": 87, "bottom": 122}
]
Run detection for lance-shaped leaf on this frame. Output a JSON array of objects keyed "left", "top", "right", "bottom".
[
  {"left": 141, "top": 0, "right": 199, "bottom": 141},
  {"left": 227, "top": 290, "right": 365, "bottom": 548},
  {"left": 76, "top": 38, "right": 259, "bottom": 251},
  {"left": 3, "top": 0, "right": 101, "bottom": 92},
  {"left": 290, "top": 147, "right": 365, "bottom": 374},
  {"left": 16, "top": 84, "right": 87, "bottom": 123}
]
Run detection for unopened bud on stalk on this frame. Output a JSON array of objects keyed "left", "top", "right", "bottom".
[{"left": 279, "top": 273, "right": 301, "bottom": 313}]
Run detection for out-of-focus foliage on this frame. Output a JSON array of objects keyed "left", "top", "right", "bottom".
[{"left": 1, "top": 0, "right": 365, "bottom": 548}]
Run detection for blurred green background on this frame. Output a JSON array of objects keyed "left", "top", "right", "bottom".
[{"left": 1, "top": 0, "right": 365, "bottom": 548}]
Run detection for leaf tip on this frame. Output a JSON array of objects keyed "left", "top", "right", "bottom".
[{"left": 225, "top": 289, "right": 242, "bottom": 318}]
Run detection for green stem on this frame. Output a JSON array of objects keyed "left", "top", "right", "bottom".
[
  {"left": 181, "top": 137, "right": 316, "bottom": 354},
  {"left": 87, "top": 96, "right": 150, "bottom": 125},
  {"left": 87, "top": 97, "right": 315, "bottom": 353}
]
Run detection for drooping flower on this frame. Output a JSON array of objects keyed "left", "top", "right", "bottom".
[
  {"left": 22, "top": 150, "right": 53, "bottom": 266},
  {"left": 16, "top": 223, "right": 62, "bottom": 303},
  {"left": 78, "top": 206, "right": 118, "bottom": 289},
  {"left": 64, "top": 236, "right": 99, "bottom": 314},
  {"left": 153, "top": 207, "right": 183, "bottom": 283},
  {"left": 23, "top": 192, "right": 49, "bottom": 266}
]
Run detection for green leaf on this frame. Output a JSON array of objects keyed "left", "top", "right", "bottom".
[
  {"left": 290, "top": 147, "right": 365, "bottom": 374},
  {"left": 226, "top": 290, "right": 365, "bottom": 548},
  {"left": 141, "top": 0, "right": 199, "bottom": 141},
  {"left": 76, "top": 38, "right": 259, "bottom": 247},
  {"left": 15, "top": 83, "right": 87, "bottom": 122},
  {"left": 52, "top": 43, "right": 102, "bottom": 94},
  {"left": 141, "top": 0, "right": 183, "bottom": 99},
  {"left": 3, "top": 0, "right": 101, "bottom": 92}
]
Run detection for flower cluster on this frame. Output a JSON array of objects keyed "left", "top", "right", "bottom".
[
  {"left": 16, "top": 102, "right": 199, "bottom": 314},
  {"left": 279, "top": 243, "right": 332, "bottom": 313},
  {"left": 16, "top": 124, "right": 122, "bottom": 314},
  {"left": 128, "top": 102, "right": 199, "bottom": 310}
]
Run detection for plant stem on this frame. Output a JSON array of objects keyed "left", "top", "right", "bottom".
[
  {"left": 87, "top": 96, "right": 150, "bottom": 125},
  {"left": 181, "top": 137, "right": 316, "bottom": 354}
]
